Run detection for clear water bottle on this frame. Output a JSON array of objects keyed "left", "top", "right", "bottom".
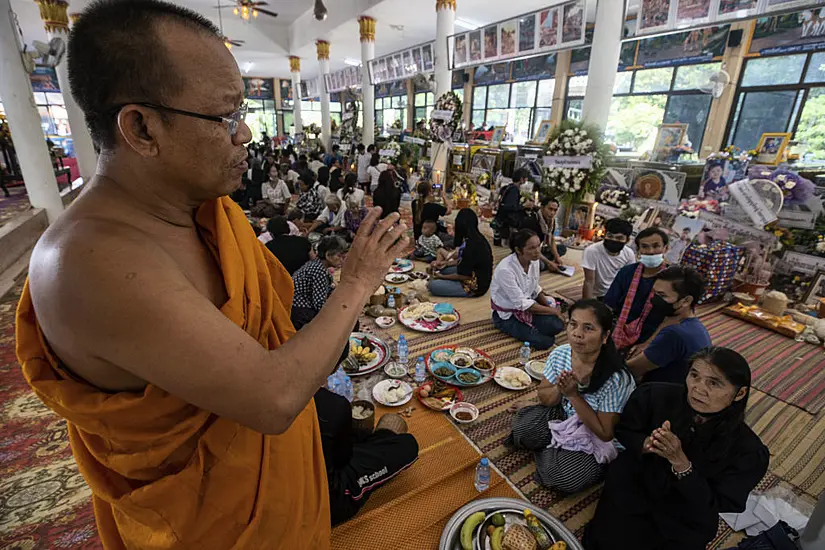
[
  {"left": 397, "top": 335, "right": 408, "bottom": 366},
  {"left": 414, "top": 356, "right": 426, "bottom": 384},
  {"left": 474, "top": 457, "right": 491, "bottom": 492},
  {"left": 327, "top": 367, "right": 354, "bottom": 402},
  {"left": 519, "top": 341, "right": 531, "bottom": 367},
  {"left": 387, "top": 293, "right": 396, "bottom": 309}
]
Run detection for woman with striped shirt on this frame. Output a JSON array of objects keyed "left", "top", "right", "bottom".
[{"left": 508, "top": 299, "right": 635, "bottom": 493}]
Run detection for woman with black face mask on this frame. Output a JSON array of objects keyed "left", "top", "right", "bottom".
[
  {"left": 583, "top": 347, "right": 769, "bottom": 550},
  {"left": 625, "top": 266, "right": 711, "bottom": 384}
]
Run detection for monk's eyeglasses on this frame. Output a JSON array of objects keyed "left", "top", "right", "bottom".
[{"left": 111, "top": 102, "right": 248, "bottom": 136}]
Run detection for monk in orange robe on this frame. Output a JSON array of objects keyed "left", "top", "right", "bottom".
[{"left": 15, "top": 2, "right": 408, "bottom": 548}]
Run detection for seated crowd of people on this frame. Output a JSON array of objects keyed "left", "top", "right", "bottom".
[{"left": 243, "top": 142, "right": 765, "bottom": 548}]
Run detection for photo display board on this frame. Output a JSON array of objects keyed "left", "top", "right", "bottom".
[{"left": 369, "top": 42, "right": 436, "bottom": 85}]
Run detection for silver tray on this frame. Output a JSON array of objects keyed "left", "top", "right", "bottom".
[{"left": 438, "top": 497, "right": 584, "bottom": 550}]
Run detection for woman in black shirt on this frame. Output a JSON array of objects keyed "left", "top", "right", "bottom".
[
  {"left": 428, "top": 209, "right": 493, "bottom": 298},
  {"left": 373, "top": 170, "right": 401, "bottom": 219},
  {"left": 264, "top": 216, "right": 312, "bottom": 275},
  {"left": 584, "top": 347, "right": 769, "bottom": 550},
  {"left": 412, "top": 180, "right": 452, "bottom": 240}
]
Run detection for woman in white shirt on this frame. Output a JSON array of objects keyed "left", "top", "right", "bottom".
[
  {"left": 489, "top": 228, "right": 565, "bottom": 349},
  {"left": 366, "top": 153, "right": 388, "bottom": 194},
  {"left": 261, "top": 165, "right": 291, "bottom": 214},
  {"left": 337, "top": 173, "right": 365, "bottom": 207},
  {"left": 308, "top": 194, "right": 348, "bottom": 235}
]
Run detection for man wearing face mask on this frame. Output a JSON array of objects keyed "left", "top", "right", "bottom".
[
  {"left": 626, "top": 267, "right": 711, "bottom": 384},
  {"left": 604, "top": 227, "right": 670, "bottom": 351},
  {"left": 581, "top": 218, "right": 635, "bottom": 300}
]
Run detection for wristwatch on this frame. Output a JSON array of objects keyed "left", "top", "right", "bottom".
[{"left": 672, "top": 462, "right": 693, "bottom": 480}]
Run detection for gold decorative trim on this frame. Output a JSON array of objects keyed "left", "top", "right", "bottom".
[
  {"left": 316, "top": 40, "right": 330, "bottom": 60},
  {"left": 69, "top": 13, "right": 80, "bottom": 24},
  {"left": 35, "top": 0, "right": 69, "bottom": 33},
  {"left": 289, "top": 56, "right": 301, "bottom": 73},
  {"left": 358, "top": 16, "right": 376, "bottom": 43},
  {"left": 436, "top": 0, "right": 456, "bottom": 11}
]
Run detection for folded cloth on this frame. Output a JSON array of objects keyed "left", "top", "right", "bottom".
[
  {"left": 548, "top": 415, "right": 618, "bottom": 464},
  {"left": 16, "top": 196, "right": 331, "bottom": 549}
]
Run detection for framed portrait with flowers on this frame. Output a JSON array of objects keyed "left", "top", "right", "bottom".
[
  {"left": 531, "top": 120, "right": 553, "bottom": 145},
  {"left": 563, "top": 201, "right": 596, "bottom": 235},
  {"left": 802, "top": 269, "right": 825, "bottom": 307},
  {"left": 755, "top": 133, "right": 791, "bottom": 166}
]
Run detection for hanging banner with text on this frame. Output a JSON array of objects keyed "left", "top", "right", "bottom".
[
  {"left": 404, "top": 136, "right": 426, "bottom": 145},
  {"left": 431, "top": 109, "right": 455, "bottom": 121},
  {"left": 728, "top": 179, "right": 778, "bottom": 228},
  {"left": 543, "top": 155, "right": 593, "bottom": 169}
]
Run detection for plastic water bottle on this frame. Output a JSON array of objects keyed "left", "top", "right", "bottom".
[
  {"left": 474, "top": 457, "right": 491, "bottom": 492},
  {"left": 387, "top": 293, "right": 396, "bottom": 309},
  {"left": 414, "top": 356, "right": 426, "bottom": 384},
  {"left": 519, "top": 342, "right": 531, "bottom": 367},
  {"left": 327, "top": 367, "right": 353, "bottom": 402},
  {"left": 397, "top": 335, "right": 408, "bottom": 366}
]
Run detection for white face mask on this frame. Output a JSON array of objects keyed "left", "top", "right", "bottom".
[{"left": 640, "top": 253, "right": 664, "bottom": 269}]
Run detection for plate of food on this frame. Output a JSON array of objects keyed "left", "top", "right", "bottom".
[
  {"left": 449, "top": 402, "right": 479, "bottom": 424},
  {"left": 384, "top": 273, "right": 410, "bottom": 284},
  {"left": 494, "top": 367, "right": 533, "bottom": 391},
  {"left": 399, "top": 302, "right": 461, "bottom": 332},
  {"left": 525, "top": 360, "right": 546, "bottom": 381},
  {"left": 345, "top": 332, "right": 390, "bottom": 376},
  {"left": 426, "top": 346, "right": 495, "bottom": 387},
  {"left": 389, "top": 258, "right": 414, "bottom": 273},
  {"left": 373, "top": 379, "right": 414, "bottom": 407},
  {"left": 430, "top": 362, "right": 457, "bottom": 381},
  {"left": 416, "top": 379, "right": 463, "bottom": 411},
  {"left": 410, "top": 270, "right": 429, "bottom": 280}
]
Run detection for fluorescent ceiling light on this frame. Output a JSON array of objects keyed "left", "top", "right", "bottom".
[
  {"left": 344, "top": 57, "right": 362, "bottom": 66},
  {"left": 454, "top": 17, "right": 482, "bottom": 30}
]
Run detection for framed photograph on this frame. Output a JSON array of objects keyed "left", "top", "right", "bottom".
[
  {"left": 411, "top": 48, "right": 423, "bottom": 72},
  {"left": 637, "top": 0, "right": 672, "bottom": 34},
  {"left": 490, "top": 126, "right": 506, "bottom": 147},
  {"left": 500, "top": 20, "right": 517, "bottom": 57},
  {"left": 539, "top": 8, "right": 560, "bottom": 48},
  {"left": 402, "top": 50, "right": 413, "bottom": 75},
  {"left": 564, "top": 202, "right": 596, "bottom": 234},
  {"left": 664, "top": 215, "right": 705, "bottom": 264},
  {"left": 764, "top": 0, "right": 815, "bottom": 13},
  {"left": 629, "top": 168, "right": 687, "bottom": 205},
  {"left": 378, "top": 58, "right": 388, "bottom": 81},
  {"left": 675, "top": 0, "right": 712, "bottom": 27},
  {"left": 484, "top": 25, "right": 498, "bottom": 59},
  {"left": 532, "top": 120, "right": 554, "bottom": 144},
  {"left": 422, "top": 44, "right": 434, "bottom": 71},
  {"left": 469, "top": 31, "right": 482, "bottom": 62},
  {"left": 454, "top": 35, "right": 467, "bottom": 66},
  {"left": 715, "top": 0, "right": 758, "bottom": 21},
  {"left": 755, "top": 133, "right": 791, "bottom": 165},
  {"left": 561, "top": 0, "right": 585, "bottom": 44},
  {"left": 519, "top": 13, "right": 536, "bottom": 53},
  {"left": 393, "top": 54, "right": 403, "bottom": 77},
  {"left": 653, "top": 123, "right": 687, "bottom": 152},
  {"left": 802, "top": 269, "right": 825, "bottom": 307}
]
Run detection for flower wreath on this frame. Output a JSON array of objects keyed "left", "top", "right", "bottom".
[
  {"left": 429, "top": 91, "right": 462, "bottom": 143},
  {"left": 380, "top": 140, "right": 401, "bottom": 164},
  {"left": 541, "top": 120, "right": 610, "bottom": 204}
]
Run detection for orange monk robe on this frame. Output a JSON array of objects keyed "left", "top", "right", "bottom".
[{"left": 16, "top": 196, "right": 331, "bottom": 549}]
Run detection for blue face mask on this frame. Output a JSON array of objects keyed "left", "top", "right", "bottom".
[{"left": 640, "top": 253, "right": 664, "bottom": 269}]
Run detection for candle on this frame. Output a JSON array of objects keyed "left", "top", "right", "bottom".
[{"left": 534, "top": 191, "right": 539, "bottom": 204}]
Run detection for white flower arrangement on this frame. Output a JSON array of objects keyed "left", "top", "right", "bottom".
[
  {"left": 380, "top": 140, "right": 401, "bottom": 164},
  {"left": 429, "top": 91, "right": 462, "bottom": 143},
  {"left": 542, "top": 124, "right": 606, "bottom": 200}
]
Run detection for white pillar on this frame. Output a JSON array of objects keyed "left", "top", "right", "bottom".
[
  {"left": 317, "top": 40, "right": 331, "bottom": 151},
  {"left": 37, "top": 3, "right": 97, "bottom": 182},
  {"left": 435, "top": 0, "right": 456, "bottom": 98},
  {"left": 0, "top": 0, "right": 64, "bottom": 222},
  {"left": 359, "top": 16, "right": 375, "bottom": 147},
  {"left": 581, "top": 0, "right": 623, "bottom": 132},
  {"left": 289, "top": 56, "right": 303, "bottom": 140}
]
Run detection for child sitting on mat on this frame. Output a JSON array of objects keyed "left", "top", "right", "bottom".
[{"left": 412, "top": 219, "right": 445, "bottom": 263}]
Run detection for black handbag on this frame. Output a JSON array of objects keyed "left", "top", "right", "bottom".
[{"left": 735, "top": 521, "right": 799, "bottom": 550}]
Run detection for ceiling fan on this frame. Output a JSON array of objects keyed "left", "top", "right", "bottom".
[
  {"left": 214, "top": 0, "right": 279, "bottom": 21},
  {"left": 216, "top": 0, "right": 245, "bottom": 49}
]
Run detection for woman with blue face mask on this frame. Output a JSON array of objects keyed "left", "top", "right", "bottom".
[{"left": 602, "top": 227, "right": 670, "bottom": 352}]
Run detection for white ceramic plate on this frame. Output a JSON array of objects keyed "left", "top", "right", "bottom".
[
  {"left": 384, "top": 273, "right": 410, "bottom": 284},
  {"left": 372, "top": 379, "right": 413, "bottom": 407},
  {"left": 494, "top": 367, "right": 533, "bottom": 391}
]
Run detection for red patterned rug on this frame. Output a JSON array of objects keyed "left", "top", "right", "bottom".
[{"left": 0, "top": 280, "right": 101, "bottom": 550}]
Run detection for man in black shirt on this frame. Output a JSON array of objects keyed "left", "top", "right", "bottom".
[
  {"left": 264, "top": 216, "right": 312, "bottom": 275},
  {"left": 495, "top": 169, "right": 527, "bottom": 245}
]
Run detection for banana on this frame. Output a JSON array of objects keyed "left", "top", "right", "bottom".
[
  {"left": 490, "top": 526, "right": 505, "bottom": 550},
  {"left": 460, "top": 511, "right": 486, "bottom": 550}
]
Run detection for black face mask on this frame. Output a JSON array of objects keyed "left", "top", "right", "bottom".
[
  {"left": 652, "top": 294, "right": 679, "bottom": 316},
  {"left": 603, "top": 239, "right": 625, "bottom": 254}
]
